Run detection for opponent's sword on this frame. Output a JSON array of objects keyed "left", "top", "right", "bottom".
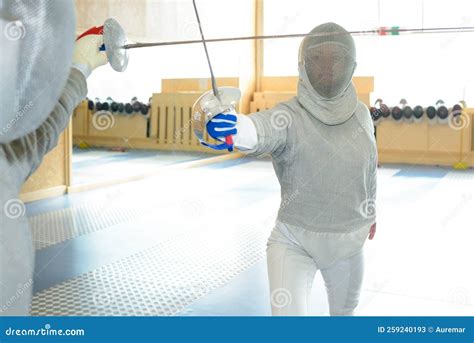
[{"left": 121, "top": 25, "right": 474, "bottom": 50}]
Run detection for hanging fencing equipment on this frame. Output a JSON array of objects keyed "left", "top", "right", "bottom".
[
  {"left": 140, "top": 103, "right": 150, "bottom": 116},
  {"left": 400, "top": 99, "right": 413, "bottom": 121},
  {"left": 413, "top": 105, "right": 424, "bottom": 121},
  {"left": 131, "top": 97, "right": 142, "bottom": 113},
  {"left": 451, "top": 101, "right": 467, "bottom": 120},
  {"left": 87, "top": 98, "right": 95, "bottom": 111},
  {"left": 371, "top": 99, "right": 389, "bottom": 124},
  {"left": 391, "top": 103, "right": 403, "bottom": 121},
  {"left": 426, "top": 105, "right": 437, "bottom": 121},
  {"left": 381, "top": 106, "right": 391, "bottom": 118},
  {"left": 117, "top": 102, "right": 125, "bottom": 114},
  {"left": 369, "top": 106, "right": 381, "bottom": 123},
  {"left": 95, "top": 98, "right": 104, "bottom": 111},
  {"left": 375, "top": 98, "right": 390, "bottom": 119},
  {"left": 124, "top": 102, "right": 134, "bottom": 115},
  {"left": 101, "top": 98, "right": 110, "bottom": 111},
  {"left": 108, "top": 97, "right": 119, "bottom": 112},
  {"left": 436, "top": 99, "right": 449, "bottom": 123}
]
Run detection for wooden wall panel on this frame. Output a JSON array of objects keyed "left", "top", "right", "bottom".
[{"left": 20, "top": 124, "right": 72, "bottom": 202}]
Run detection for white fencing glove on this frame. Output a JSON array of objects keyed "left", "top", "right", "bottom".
[{"left": 73, "top": 26, "right": 108, "bottom": 78}]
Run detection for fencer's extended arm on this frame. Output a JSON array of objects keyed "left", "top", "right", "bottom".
[
  {"left": 206, "top": 105, "right": 289, "bottom": 157},
  {"left": 0, "top": 68, "right": 87, "bottom": 187},
  {"left": 204, "top": 113, "right": 258, "bottom": 151},
  {"left": 232, "top": 114, "right": 258, "bottom": 151},
  {"left": 245, "top": 105, "right": 290, "bottom": 158}
]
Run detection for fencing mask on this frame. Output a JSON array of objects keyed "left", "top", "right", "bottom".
[{"left": 297, "top": 22, "right": 358, "bottom": 125}]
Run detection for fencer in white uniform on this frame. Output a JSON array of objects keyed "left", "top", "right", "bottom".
[
  {"left": 0, "top": 0, "right": 108, "bottom": 315},
  {"left": 204, "top": 22, "right": 378, "bottom": 316}
]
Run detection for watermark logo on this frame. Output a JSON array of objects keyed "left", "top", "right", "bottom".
[
  {"left": 449, "top": 287, "right": 470, "bottom": 305},
  {"left": 180, "top": 19, "right": 200, "bottom": 40},
  {"left": 0, "top": 279, "right": 33, "bottom": 314},
  {"left": 270, "top": 110, "right": 292, "bottom": 130},
  {"left": 448, "top": 110, "right": 470, "bottom": 131},
  {"left": 0, "top": 101, "right": 34, "bottom": 137},
  {"left": 92, "top": 111, "right": 115, "bottom": 131},
  {"left": 359, "top": 198, "right": 376, "bottom": 219},
  {"left": 4, "top": 199, "right": 26, "bottom": 219},
  {"left": 4, "top": 21, "right": 26, "bottom": 41},
  {"left": 92, "top": 289, "right": 114, "bottom": 308},
  {"left": 271, "top": 288, "right": 292, "bottom": 309}
]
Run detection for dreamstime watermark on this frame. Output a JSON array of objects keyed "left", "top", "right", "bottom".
[
  {"left": 357, "top": 277, "right": 391, "bottom": 312},
  {"left": 270, "top": 288, "right": 292, "bottom": 309},
  {"left": 92, "top": 289, "right": 115, "bottom": 308},
  {"left": 92, "top": 111, "right": 115, "bottom": 131},
  {"left": 270, "top": 110, "right": 292, "bottom": 130},
  {"left": 189, "top": 283, "right": 210, "bottom": 297},
  {"left": 174, "top": 283, "right": 210, "bottom": 298},
  {"left": 174, "top": 119, "right": 193, "bottom": 139},
  {"left": 351, "top": 126, "right": 364, "bottom": 140},
  {"left": 359, "top": 198, "right": 376, "bottom": 219},
  {"left": 3, "top": 199, "right": 26, "bottom": 219},
  {"left": 5, "top": 323, "right": 85, "bottom": 337},
  {"left": 448, "top": 110, "right": 470, "bottom": 131},
  {"left": 449, "top": 287, "right": 470, "bottom": 305},
  {"left": 180, "top": 199, "right": 205, "bottom": 217},
  {"left": 0, "top": 101, "right": 34, "bottom": 137},
  {"left": 0, "top": 278, "right": 33, "bottom": 314},
  {"left": 441, "top": 16, "right": 471, "bottom": 48},
  {"left": 180, "top": 19, "right": 200, "bottom": 40},
  {"left": 3, "top": 20, "right": 26, "bottom": 41},
  {"left": 279, "top": 189, "right": 300, "bottom": 211}
]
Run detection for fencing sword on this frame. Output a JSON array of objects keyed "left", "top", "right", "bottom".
[
  {"left": 192, "top": 0, "right": 219, "bottom": 101},
  {"left": 121, "top": 25, "right": 474, "bottom": 50},
  {"left": 191, "top": 0, "right": 234, "bottom": 151},
  {"left": 103, "top": 20, "right": 474, "bottom": 71},
  {"left": 98, "top": 17, "right": 474, "bottom": 150}
]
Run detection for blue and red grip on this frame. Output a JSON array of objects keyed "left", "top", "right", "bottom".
[{"left": 76, "top": 25, "right": 106, "bottom": 51}]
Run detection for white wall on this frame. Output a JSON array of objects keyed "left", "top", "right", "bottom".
[
  {"left": 84, "top": 0, "right": 254, "bottom": 103},
  {"left": 263, "top": 0, "right": 474, "bottom": 106},
  {"left": 85, "top": 0, "right": 474, "bottom": 107}
]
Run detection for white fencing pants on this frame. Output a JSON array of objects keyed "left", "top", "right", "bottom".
[{"left": 266, "top": 222, "right": 365, "bottom": 316}]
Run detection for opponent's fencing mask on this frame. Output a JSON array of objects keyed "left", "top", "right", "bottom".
[{"left": 0, "top": 0, "right": 75, "bottom": 144}]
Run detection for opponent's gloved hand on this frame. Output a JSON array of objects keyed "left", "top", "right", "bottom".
[
  {"left": 203, "top": 113, "right": 237, "bottom": 151},
  {"left": 73, "top": 26, "right": 108, "bottom": 78}
]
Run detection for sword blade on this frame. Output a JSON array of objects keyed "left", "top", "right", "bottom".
[
  {"left": 122, "top": 26, "right": 474, "bottom": 50},
  {"left": 192, "top": 0, "right": 220, "bottom": 99}
]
